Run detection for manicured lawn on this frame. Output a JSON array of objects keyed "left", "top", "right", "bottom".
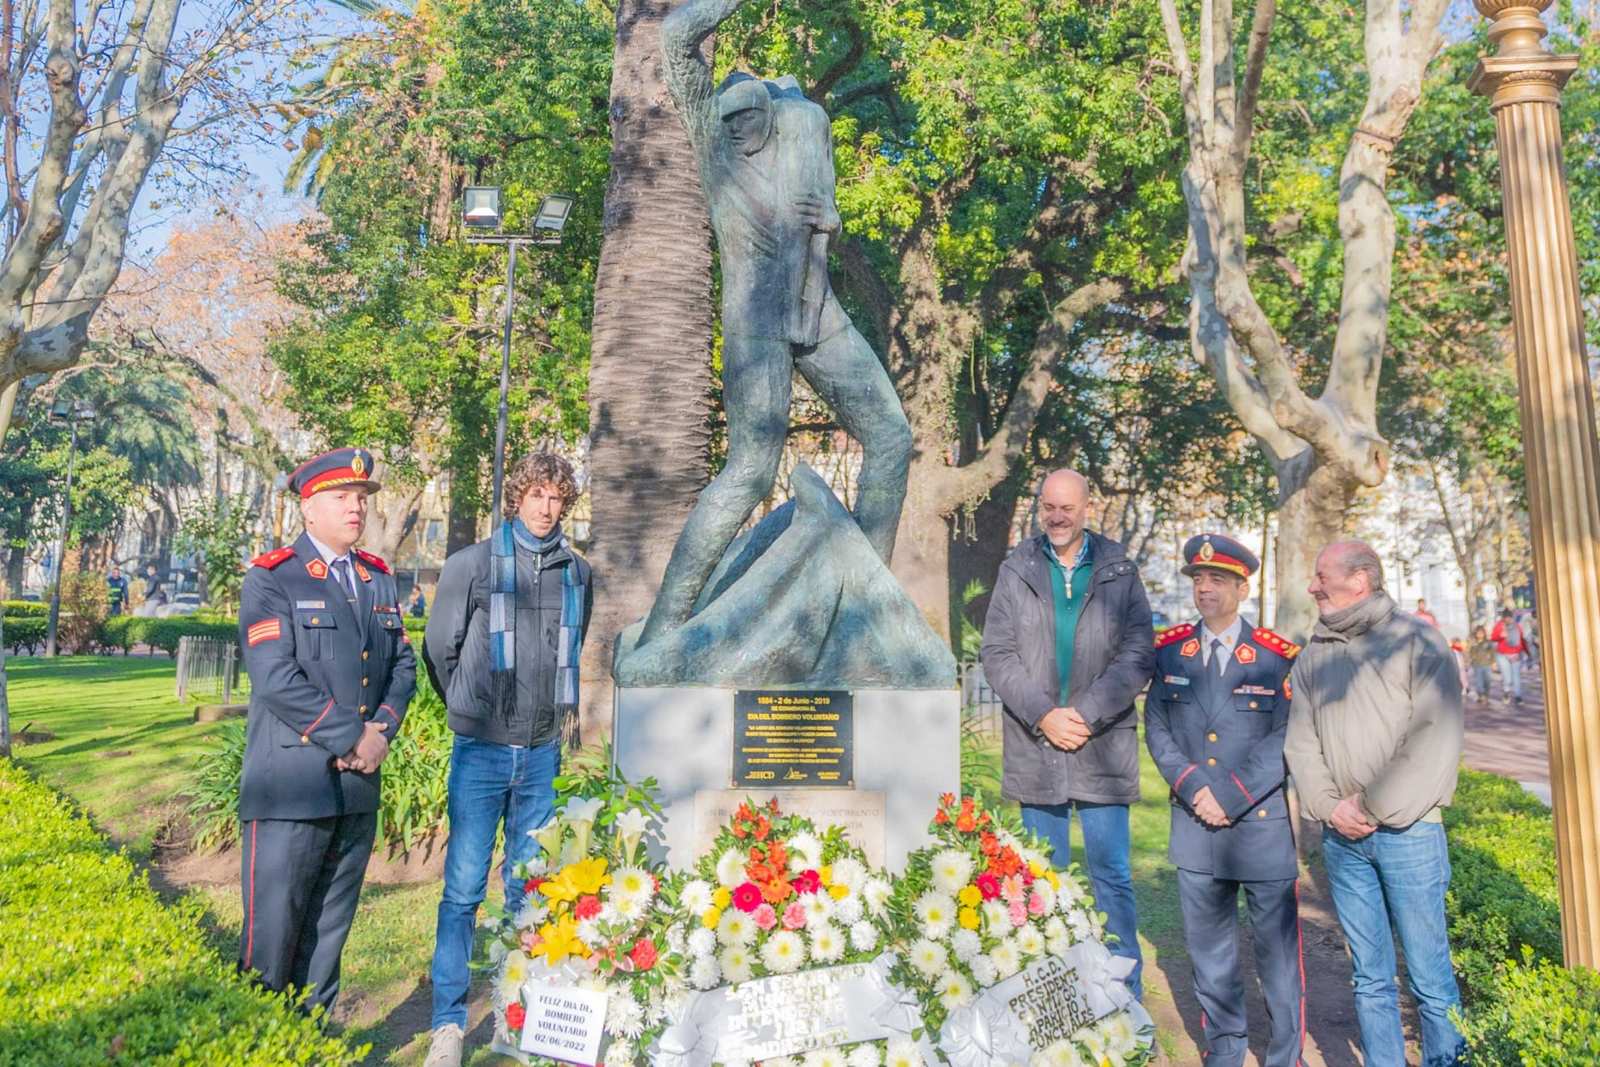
[{"left": 5, "top": 655, "right": 227, "bottom": 859}]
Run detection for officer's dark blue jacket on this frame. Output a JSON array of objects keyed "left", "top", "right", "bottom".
[
  {"left": 1145, "top": 618, "right": 1299, "bottom": 881},
  {"left": 237, "top": 533, "right": 417, "bottom": 821}
]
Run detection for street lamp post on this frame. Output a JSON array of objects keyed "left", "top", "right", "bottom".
[
  {"left": 1469, "top": 0, "right": 1600, "bottom": 967},
  {"left": 462, "top": 187, "right": 575, "bottom": 524},
  {"left": 44, "top": 400, "right": 97, "bottom": 658}
]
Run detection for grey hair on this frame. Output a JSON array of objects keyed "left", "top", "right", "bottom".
[{"left": 1330, "top": 540, "right": 1385, "bottom": 593}]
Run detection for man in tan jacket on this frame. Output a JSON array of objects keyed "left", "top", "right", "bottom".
[{"left": 1284, "top": 540, "right": 1465, "bottom": 1067}]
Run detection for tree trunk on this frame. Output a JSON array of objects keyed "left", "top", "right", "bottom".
[
  {"left": 891, "top": 495, "right": 955, "bottom": 644},
  {"left": 947, "top": 479, "right": 1022, "bottom": 655},
  {"left": 580, "top": 0, "right": 715, "bottom": 739},
  {"left": 1272, "top": 457, "right": 1358, "bottom": 643}
]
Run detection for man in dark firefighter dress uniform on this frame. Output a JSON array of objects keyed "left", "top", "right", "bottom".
[
  {"left": 236, "top": 447, "right": 417, "bottom": 1015},
  {"left": 1145, "top": 533, "right": 1306, "bottom": 1067}
]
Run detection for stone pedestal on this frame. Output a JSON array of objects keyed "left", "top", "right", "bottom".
[{"left": 613, "top": 686, "right": 960, "bottom": 871}]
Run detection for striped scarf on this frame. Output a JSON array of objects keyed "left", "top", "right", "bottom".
[{"left": 489, "top": 519, "right": 587, "bottom": 748}]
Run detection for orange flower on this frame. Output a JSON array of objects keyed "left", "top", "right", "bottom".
[
  {"left": 956, "top": 812, "right": 977, "bottom": 833},
  {"left": 754, "top": 815, "right": 771, "bottom": 841},
  {"left": 979, "top": 832, "right": 1000, "bottom": 856},
  {"left": 759, "top": 877, "right": 794, "bottom": 905},
  {"left": 940, "top": 792, "right": 956, "bottom": 807},
  {"left": 934, "top": 809, "right": 950, "bottom": 825}
]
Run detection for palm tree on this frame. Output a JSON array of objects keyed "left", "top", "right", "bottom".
[{"left": 580, "top": 0, "right": 715, "bottom": 733}]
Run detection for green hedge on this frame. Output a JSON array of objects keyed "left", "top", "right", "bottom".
[
  {"left": 1, "top": 600, "right": 47, "bottom": 617},
  {"left": 2, "top": 616, "right": 46, "bottom": 655},
  {"left": 1446, "top": 769, "right": 1600, "bottom": 1064},
  {"left": 0, "top": 763, "right": 365, "bottom": 1065},
  {"left": 97, "top": 616, "right": 240, "bottom": 656}
]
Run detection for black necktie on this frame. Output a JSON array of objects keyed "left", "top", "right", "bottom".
[
  {"left": 1211, "top": 638, "right": 1225, "bottom": 676},
  {"left": 330, "top": 558, "right": 356, "bottom": 601}
]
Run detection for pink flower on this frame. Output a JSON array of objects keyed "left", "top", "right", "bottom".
[
  {"left": 1001, "top": 874, "right": 1026, "bottom": 904},
  {"left": 792, "top": 869, "right": 822, "bottom": 895},
  {"left": 1008, "top": 899, "right": 1028, "bottom": 927},
  {"left": 753, "top": 903, "right": 778, "bottom": 930},
  {"left": 782, "top": 901, "right": 808, "bottom": 930},
  {"left": 976, "top": 873, "right": 1001, "bottom": 900},
  {"left": 732, "top": 882, "right": 764, "bottom": 913},
  {"left": 1027, "top": 890, "right": 1048, "bottom": 917}
]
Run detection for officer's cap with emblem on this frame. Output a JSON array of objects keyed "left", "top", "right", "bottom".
[
  {"left": 1180, "top": 532, "right": 1259, "bottom": 579},
  {"left": 288, "top": 447, "right": 382, "bottom": 499}
]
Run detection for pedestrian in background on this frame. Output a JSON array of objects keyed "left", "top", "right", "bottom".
[
  {"left": 1414, "top": 598, "right": 1439, "bottom": 627},
  {"left": 1468, "top": 626, "right": 1496, "bottom": 703},
  {"left": 1490, "top": 608, "right": 1527, "bottom": 706},
  {"left": 1285, "top": 540, "right": 1465, "bottom": 1067},
  {"left": 407, "top": 584, "right": 426, "bottom": 618},
  {"left": 105, "top": 566, "right": 128, "bottom": 616}
]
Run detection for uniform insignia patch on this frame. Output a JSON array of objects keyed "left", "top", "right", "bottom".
[
  {"left": 354, "top": 548, "right": 391, "bottom": 574},
  {"left": 306, "top": 558, "right": 329, "bottom": 580},
  {"left": 1284, "top": 677, "right": 1293, "bottom": 700},
  {"left": 295, "top": 600, "right": 326, "bottom": 609},
  {"left": 1252, "top": 626, "right": 1302, "bottom": 658},
  {"left": 246, "top": 619, "right": 281, "bottom": 646},
  {"left": 1235, "top": 644, "right": 1257, "bottom": 665},
  {"left": 1235, "top": 684, "right": 1275, "bottom": 696},
  {"left": 1155, "top": 622, "right": 1196, "bottom": 649},
  {"left": 354, "top": 562, "right": 372, "bottom": 583},
  {"left": 1180, "top": 638, "right": 1200, "bottom": 658},
  {"left": 251, "top": 546, "right": 294, "bottom": 570},
  {"left": 1163, "top": 675, "right": 1191, "bottom": 686}
]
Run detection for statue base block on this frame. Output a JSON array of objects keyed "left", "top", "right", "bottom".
[{"left": 612, "top": 685, "right": 960, "bottom": 871}]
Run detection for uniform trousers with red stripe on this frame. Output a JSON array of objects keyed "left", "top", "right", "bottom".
[
  {"left": 238, "top": 812, "right": 377, "bottom": 1016},
  {"left": 1177, "top": 869, "right": 1305, "bottom": 1067}
]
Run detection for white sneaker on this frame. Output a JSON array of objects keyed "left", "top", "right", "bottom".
[{"left": 423, "top": 1023, "right": 466, "bottom": 1067}]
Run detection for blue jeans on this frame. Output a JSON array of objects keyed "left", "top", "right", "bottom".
[
  {"left": 1322, "top": 821, "right": 1464, "bottom": 1067},
  {"left": 1496, "top": 653, "right": 1523, "bottom": 700},
  {"left": 430, "top": 735, "right": 561, "bottom": 1029},
  {"left": 1020, "top": 801, "right": 1141, "bottom": 999}
]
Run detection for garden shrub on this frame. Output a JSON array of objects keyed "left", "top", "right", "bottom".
[
  {"left": 1457, "top": 949, "right": 1600, "bottom": 1065},
  {"left": 1443, "top": 769, "right": 1600, "bottom": 1064},
  {"left": 0, "top": 762, "right": 364, "bottom": 1065},
  {"left": 0, "top": 600, "right": 47, "bottom": 617},
  {"left": 54, "top": 570, "right": 108, "bottom": 653},
  {"left": 2, "top": 615, "right": 45, "bottom": 655},
  {"left": 89, "top": 616, "right": 242, "bottom": 656},
  {"left": 185, "top": 685, "right": 453, "bottom": 855}
]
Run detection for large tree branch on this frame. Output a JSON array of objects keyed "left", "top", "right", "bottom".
[
  {"left": 925, "top": 278, "right": 1125, "bottom": 513},
  {"left": 1231, "top": 0, "right": 1275, "bottom": 165},
  {"left": 808, "top": 17, "right": 864, "bottom": 103},
  {"left": 1157, "top": 0, "right": 1205, "bottom": 156}
]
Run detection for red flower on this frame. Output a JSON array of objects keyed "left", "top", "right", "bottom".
[
  {"left": 940, "top": 792, "right": 956, "bottom": 807},
  {"left": 575, "top": 894, "right": 602, "bottom": 920},
  {"left": 976, "top": 872, "right": 1001, "bottom": 900},
  {"left": 629, "top": 938, "right": 659, "bottom": 971},
  {"left": 506, "top": 1002, "right": 526, "bottom": 1031},
  {"left": 732, "top": 882, "right": 764, "bottom": 912},
  {"left": 524, "top": 876, "right": 547, "bottom": 895},
  {"left": 934, "top": 809, "right": 950, "bottom": 826},
  {"left": 955, "top": 812, "right": 977, "bottom": 833},
  {"left": 792, "top": 869, "right": 822, "bottom": 895}
]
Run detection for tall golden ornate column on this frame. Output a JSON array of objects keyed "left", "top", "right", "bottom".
[{"left": 1469, "top": 0, "right": 1600, "bottom": 968}]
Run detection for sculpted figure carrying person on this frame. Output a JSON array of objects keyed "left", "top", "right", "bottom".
[{"left": 642, "top": 0, "right": 912, "bottom": 645}]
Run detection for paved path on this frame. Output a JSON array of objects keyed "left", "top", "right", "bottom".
[{"left": 1460, "top": 662, "right": 1551, "bottom": 803}]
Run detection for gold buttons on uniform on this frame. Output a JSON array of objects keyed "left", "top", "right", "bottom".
[
  {"left": 1249, "top": 700, "right": 1259, "bottom": 709},
  {"left": 362, "top": 650, "right": 369, "bottom": 661},
  {"left": 1207, "top": 732, "right": 1218, "bottom": 742},
  {"left": 300, "top": 735, "right": 309, "bottom": 744},
  {"left": 1207, "top": 757, "right": 1217, "bottom": 766},
  {"left": 311, "top": 616, "right": 321, "bottom": 625},
  {"left": 362, "top": 677, "right": 369, "bottom": 687},
  {"left": 360, "top": 704, "right": 368, "bottom": 714},
  {"left": 1257, "top": 809, "right": 1267, "bottom": 818}
]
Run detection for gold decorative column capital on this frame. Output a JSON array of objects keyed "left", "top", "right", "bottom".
[{"left": 1468, "top": 0, "right": 1578, "bottom": 106}]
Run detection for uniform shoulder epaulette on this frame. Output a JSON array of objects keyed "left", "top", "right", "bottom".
[
  {"left": 1155, "top": 622, "right": 1195, "bottom": 649},
  {"left": 1253, "top": 626, "right": 1302, "bottom": 659},
  {"left": 353, "top": 548, "right": 391, "bottom": 575},
  {"left": 251, "top": 546, "right": 295, "bottom": 570}
]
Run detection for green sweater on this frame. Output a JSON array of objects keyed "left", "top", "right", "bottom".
[{"left": 1044, "top": 535, "right": 1095, "bottom": 703}]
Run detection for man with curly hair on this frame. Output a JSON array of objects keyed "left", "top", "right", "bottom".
[{"left": 420, "top": 452, "right": 592, "bottom": 1067}]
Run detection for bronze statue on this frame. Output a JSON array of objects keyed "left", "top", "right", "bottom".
[{"left": 639, "top": 0, "right": 912, "bottom": 648}]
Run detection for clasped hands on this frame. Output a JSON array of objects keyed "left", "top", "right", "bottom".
[
  {"left": 1328, "top": 794, "right": 1378, "bottom": 840},
  {"left": 1189, "top": 786, "right": 1230, "bottom": 828},
  {"left": 334, "top": 721, "right": 390, "bottom": 774},
  {"left": 1039, "top": 706, "right": 1092, "bottom": 752}
]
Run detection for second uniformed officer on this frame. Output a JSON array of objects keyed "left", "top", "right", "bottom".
[
  {"left": 1145, "top": 534, "right": 1305, "bottom": 1067},
  {"left": 236, "top": 447, "right": 417, "bottom": 1016}
]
